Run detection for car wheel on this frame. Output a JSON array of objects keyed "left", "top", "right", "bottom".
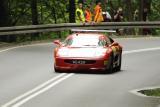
[
  {"left": 54, "top": 65, "right": 62, "bottom": 73},
  {"left": 116, "top": 53, "right": 122, "bottom": 71},
  {"left": 107, "top": 54, "right": 114, "bottom": 74},
  {"left": 54, "top": 68, "right": 60, "bottom": 73}
]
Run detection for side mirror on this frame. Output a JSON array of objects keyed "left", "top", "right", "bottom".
[
  {"left": 111, "top": 42, "right": 118, "bottom": 46},
  {"left": 53, "top": 40, "right": 61, "bottom": 46}
]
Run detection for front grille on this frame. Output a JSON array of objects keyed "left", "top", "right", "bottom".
[{"left": 64, "top": 59, "right": 96, "bottom": 64}]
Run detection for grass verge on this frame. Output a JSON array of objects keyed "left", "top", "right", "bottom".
[{"left": 138, "top": 88, "right": 160, "bottom": 97}]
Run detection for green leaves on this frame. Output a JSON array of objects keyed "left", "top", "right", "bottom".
[{"left": 7, "top": 0, "right": 160, "bottom": 26}]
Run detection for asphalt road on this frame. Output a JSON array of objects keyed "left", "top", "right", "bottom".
[{"left": 0, "top": 37, "right": 160, "bottom": 107}]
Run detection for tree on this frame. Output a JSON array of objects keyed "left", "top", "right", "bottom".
[
  {"left": 125, "top": 0, "right": 134, "bottom": 34},
  {"left": 0, "top": 0, "right": 10, "bottom": 27},
  {"left": 31, "top": 0, "right": 39, "bottom": 25},
  {"left": 125, "top": 0, "right": 132, "bottom": 21},
  {"left": 139, "top": 0, "right": 152, "bottom": 21},
  {"left": 31, "top": 0, "right": 39, "bottom": 39},
  {"left": 0, "top": 0, "right": 11, "bottom": 42},
  {"left": 69, "top": 0, "right": 75, "bottom": 23}
]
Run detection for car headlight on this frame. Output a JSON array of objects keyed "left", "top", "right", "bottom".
[
  {"left": 57, "top": 49, "right": 68, "bottom": 57},
  {"left": 95, "top": 49, "right": 108, "bottom": 57}
]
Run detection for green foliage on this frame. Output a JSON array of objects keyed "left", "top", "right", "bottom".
[
  {"left": 139, "top": 88, "right": 160, "bottom": 97},
  {"left": 149, "top": 0, "right": 160, "bottom": 21},
  {"left": 8, "top": 0, "right": 69, "bottom": 25},
  {"left": 5, "top": 0, "right": 160, "bottom": 26},
  {"left": 9, "top": 0, "right": 31, "bottom": 25},
  {"left": 0, "top": 0, "right": 160, "bottom": 42}
]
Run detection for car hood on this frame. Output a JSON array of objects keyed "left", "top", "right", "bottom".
[{"left": 57, "top": 47, "right": 108, "bottom": 58}]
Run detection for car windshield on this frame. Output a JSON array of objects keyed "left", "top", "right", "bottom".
[{"left": 63, "top": 36, "right": 106, "bottom": 47}]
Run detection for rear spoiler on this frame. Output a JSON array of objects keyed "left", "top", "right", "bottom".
[{"left": 71, "top": 29, "right": 116, "bottom": 33}]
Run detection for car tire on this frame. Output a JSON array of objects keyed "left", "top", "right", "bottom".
[
  {"left": 116, "top": 53, "right": 122, "bottom": 71},
  {"left": 54, "top": 68, "right": 60, "bottom": 73},
  {"left": 54, "top": 65, "right": 62, "bottom": 73},
  {"left": 107, "top": 54, "right": 114, "bottom": 74}
]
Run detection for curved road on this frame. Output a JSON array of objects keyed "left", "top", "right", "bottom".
[{"left": 0, "top": 37, "right": 160, "bottom": 107}]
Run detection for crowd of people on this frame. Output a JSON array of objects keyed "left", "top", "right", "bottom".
[
  {"left": 75, "top": 1, "right": 150, "bottom": 35},
  {"left": 75, "top": 1, "right": 124, "bottom": 35},
  {"left": 75, "top": 1, "right": 124, "bottom": 23}
]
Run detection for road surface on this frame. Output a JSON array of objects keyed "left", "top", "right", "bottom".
[{"left": 0, "top": 37, "right": 160, "bottom": 107}]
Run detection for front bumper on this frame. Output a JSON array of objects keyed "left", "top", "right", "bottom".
[{"left": 54, "top": 57, "right": 110, "bottom": 72}]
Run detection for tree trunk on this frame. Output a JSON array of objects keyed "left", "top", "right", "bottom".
[
  {"left": 0, "top": 0, "right": 13, "bottom": 42},
  {"left": 140, "top": 0, "right": 152, "bottom": 35},
  {"left": 125, "top": 0, "right": 132, "bottom": 21},
  {"left": 139, "top": 0, "right": 144, "bottom": 21},
  {"left": 137, "top": 0, "right": 144, "bottom": 35},
  {"left": 144, "top": 0, "right": 152, "bottom": 13},
  {"left": 52, "top": 7, "right": 57, "bottom": 24},
  {"left": 40, "top": 0, "right": 43, "bottom": 24},
  {"left": 31, "top": 0, "right": 39, "bottom": 25},
  {"left": 69, "top": 0, "right": 75, "bottom": 23},
  {"left": 125, "top": 0, "right": 133, "bottom": 35},
  {"left": 0, "top": 0, "right": 10, "bottom": 26},
  {"left": 31, "top": 0, "right": 39, "bottom": 40}
]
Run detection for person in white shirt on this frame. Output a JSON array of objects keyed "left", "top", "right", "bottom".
[{"left": 102, "top": 7, "right": 112, "bottom": 22}]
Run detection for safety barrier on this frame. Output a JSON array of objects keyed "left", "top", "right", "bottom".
[{"left": 0, "top": 21, "right": 159, "bottom": 35}]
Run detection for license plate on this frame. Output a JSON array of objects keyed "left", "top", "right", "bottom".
[{"left": 72, "top": 60, "right": 86, "bottom": 64}]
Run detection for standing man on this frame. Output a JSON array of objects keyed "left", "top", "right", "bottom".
[
  {"left": 75, "top": 3, "right": 85, "bottom": 23},
  {"left": 134, "top": 9, "right": 139, "bottom": 21},
  {"left": 142, "top": 7, "right": 151, "bottom": 35},
  {"left": 114, "top": 7, "right": 124, "bottom": 35},
  {"left": 94, "top": 1, "right": 104, "bottom": 23},
  {"left": 114, "top": 7, "right": 123, "bottom": 22},
  {"left": 85, "top": 5, "right": 92, "bottom": 23},
  {"left": 134, "top": 9, "right": 139, "bottom": 35}
]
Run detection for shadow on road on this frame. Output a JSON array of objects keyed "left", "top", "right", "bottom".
[{"left": 55, "top": 69, "right": 125, "bottom": 75}]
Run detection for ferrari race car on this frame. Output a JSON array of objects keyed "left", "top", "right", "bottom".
[{"left": 53, "top": 30, "right": 122, "bottom": 73}]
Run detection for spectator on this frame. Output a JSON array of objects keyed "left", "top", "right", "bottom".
[
  {"left": 142, "top": 7, "right": 151, "bottom": 35},
  {"left": 114, "top": 7, "right": 123, "bottom": 22},
  {"left": 134, "top": 9, "right": 139, "bottom": 21},
  {"left": 114, "top": 7, "right": 124, "bottom": 35},
  {"left": 143, "top": 7, "right": 148, "bottom": 21},
  {"left": 94, "top": 1, "right": 104, "bottom": 23},
  {"left": 102, "top": 7, "right": 112, "bottom": 22},
  {"left": 134, "top": 9, "right": 139, "bottom": 35},
  {"left": 75, "top": 3, "right": 85, "bottom": 23},
  {"left": 84, "top": 5, "right": 92, "bottom": 23}
]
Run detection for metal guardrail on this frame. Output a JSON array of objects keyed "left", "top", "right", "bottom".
[{"left": 0, "top": 21, "right": 160, "bottom": 35}]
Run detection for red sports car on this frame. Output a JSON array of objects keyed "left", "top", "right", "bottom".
[{"left": 53, "top": 30, "right": 122, "bottom": 73}]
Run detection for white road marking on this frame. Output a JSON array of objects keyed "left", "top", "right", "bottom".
[
  {"left": 114, "top": 36, "right": 160, "bottom": 40},
  {"left": 1, "top": 43, "right": 160, "bottom": 107},
  {"left": 0, "top": 43, "right": 52, "bottom": 53},
  {"left": 2, "top": 73, "right": 67, "bottom": 107},
  {"left": 123, "top": 47, "right": 160, "bottom": 54},
  {"left": 0, "top": 37, "right": 160, "bottom": 53},
  {"left": 12, "top": 74, "right": 74, "bottom": 107}
]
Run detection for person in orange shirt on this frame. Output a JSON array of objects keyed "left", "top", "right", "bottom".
[
  {"left": 84, "top": 5, "right": 92, "bottom": 23},
  {"left": 94, "top": 1, "right": 104, "bottom": 23}
]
